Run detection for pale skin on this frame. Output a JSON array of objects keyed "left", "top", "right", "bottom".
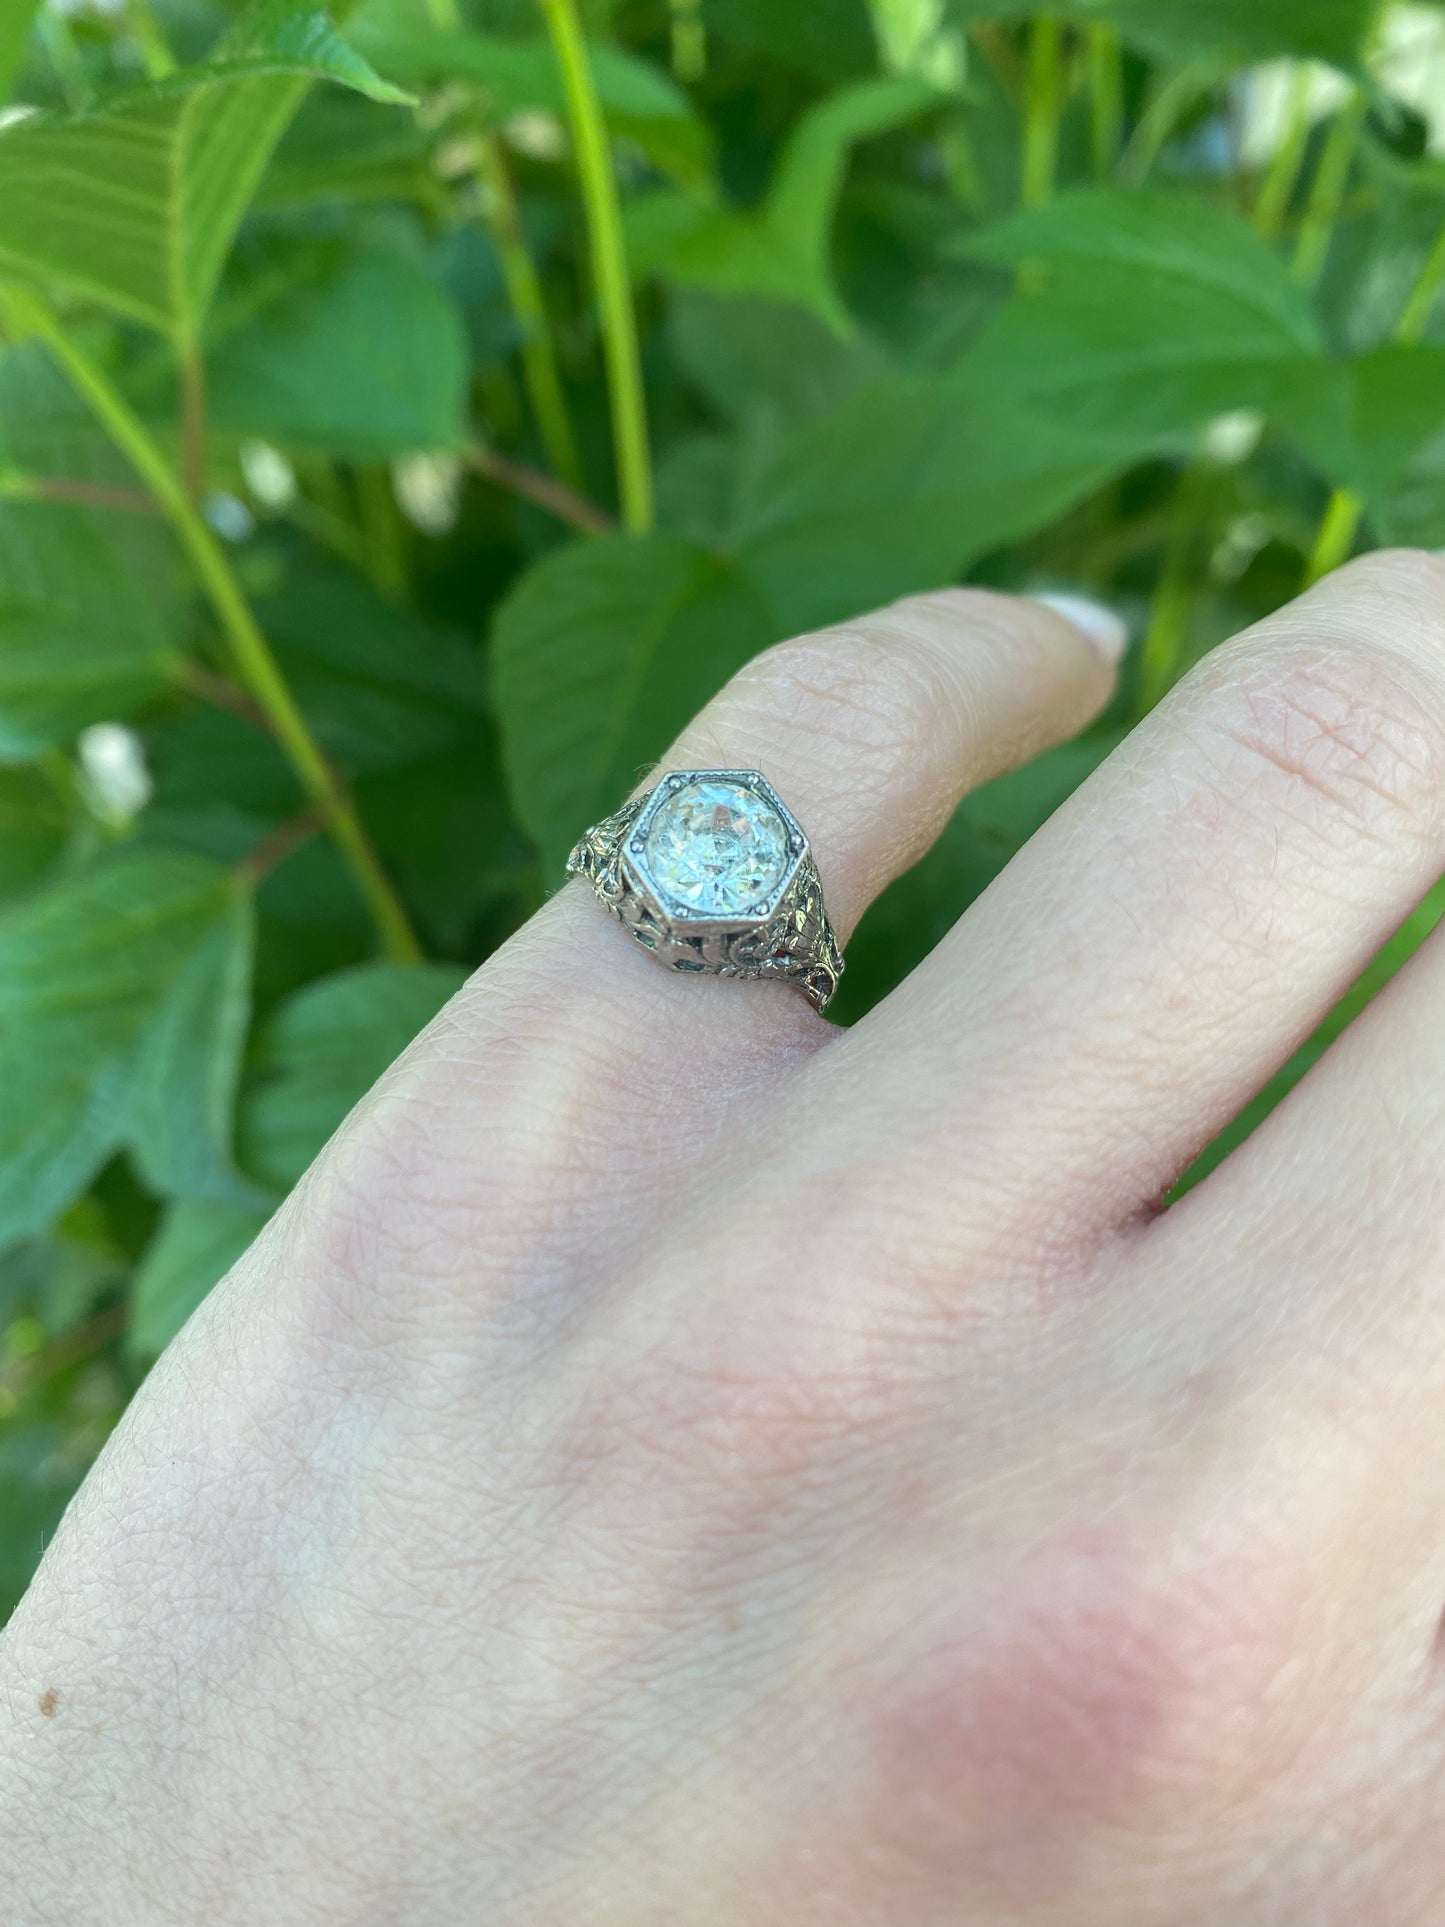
[{"left": 7, "top": 550, "right": 1445, "bottom": 1921}]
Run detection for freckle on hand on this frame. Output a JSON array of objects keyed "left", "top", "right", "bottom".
[{"left": 37, "top": 1689, "right": 59, "bottom": 1718}]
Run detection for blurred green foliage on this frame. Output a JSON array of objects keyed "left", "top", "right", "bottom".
[{"left": 3, "top": 0, "right": 1445, "bottom": 1616}]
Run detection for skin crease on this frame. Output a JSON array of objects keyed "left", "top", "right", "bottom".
[{"left": 7, "top": 554, "right": 1445, "bottom": 1923}]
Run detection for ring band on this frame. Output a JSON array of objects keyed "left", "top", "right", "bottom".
[{"left": 567, "top": 769, "right": 844, "bottom": 1014}]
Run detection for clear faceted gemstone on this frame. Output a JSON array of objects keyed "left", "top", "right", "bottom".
[{"left": 643, "top": 779, "right": 791, "bottom": 917}]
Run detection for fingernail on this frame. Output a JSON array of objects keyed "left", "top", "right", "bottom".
[{"left": 1032, "top": 591, "right": 1129, "bottom": 666}]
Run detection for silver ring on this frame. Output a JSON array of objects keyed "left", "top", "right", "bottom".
[{"left": 566, "top": 769, "right": 844, "bottom": 1014}]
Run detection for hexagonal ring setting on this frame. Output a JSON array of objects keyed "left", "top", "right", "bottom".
[{"left": 566, "top": 769, "right": 843, "bottom": 1014}]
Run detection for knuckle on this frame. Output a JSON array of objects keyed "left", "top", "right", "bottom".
[
  {"left": 1330, "top": 542, "right": 1445, "bottom": 612},
  {"left": 732, "top": 618, "right": 964, "bottom": 766},
  {"left": 282, "top": 964, "right": 609, "bottom": 1329},
  {"left": 1189, "top": 636, "right": 1445, "bottom": 843},
  {"left": 865, "top": 1516, "right": 1312, "bottom": 1895}
]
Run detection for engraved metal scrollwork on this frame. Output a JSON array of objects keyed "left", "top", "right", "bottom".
[{"left": 566, "top": 770, "right": 843, "bottom": 1016}]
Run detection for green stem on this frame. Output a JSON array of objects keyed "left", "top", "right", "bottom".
[
  {"left": 37, "top": 7, "right": 88, "bottom": 109},
  {"left": 0, "top": 469, "right": 155, "bottom": 513},
  {"left": 10, "top": 289, "right": 421, "bottom": 963},
  {"left": 537, "top": 0, "right": 654, "bottom": 533},
  {"left": 464, "top": 440, "right": 611, "bottom": 534},
  {"left": 1020, "top": 15, "right": 1062, "bottom": 208},
  {"left": 126, "top": 0, "right": 176, "bottom": 78},
  {"left": 668, "top": 0, "right": 705, "bottom": 82},
  {"left": 1302, "top": 208, "right": 1445, "bottom": 584},
  {"left": 473, "top": 131, "right": 585, "bottom": 491},
  {"left": 421, "top": 0, "right": 586, "bottom": 488},
  {"left": 1135, "top": 461, "right": 1214, "bottom": 715},
  {"left": 179, "top": 661, "right": 266, "bottom": 728},
  {"left": 1118, "top": 62, "right": 1209, "bottom": 186},
  {"left": 236, "top": 808, "right": 325, "bottom": 889},
  {"left": 1253, "top": 63, "right": 1313, "bottom": 240},
  {"left": 1303, "top": 486, "right": 1363, "bottom": 585},
  {"left": 1395, "top": 218, "right": 1445, "bottom": 345},
  {"left": 179, "top": 343, "right": 206, "bottom": 502},
  {"left": 1086, "top": 21, "right": 1123, "bottom": 181},
  {"left": 1292, "top": 91, "right": 1363, "bottom": 285}
]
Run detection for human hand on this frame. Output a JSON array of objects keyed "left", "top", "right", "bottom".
[{"left": 5, "top": 551, "right": 1445, "bottom": 1923}]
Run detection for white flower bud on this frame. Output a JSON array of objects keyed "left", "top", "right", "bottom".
[
  {"left": 393, "top": 453, "right": 462, "bottom": 536},
  {"left": 78, "top": 723, "right": 151, "bottom": 824},
  {"left": 503, "top": 111, "right": 567, "bottom": 161},
  {"left": 1233, "top": 60, "right": 1352, "bottom": 169},
  {"left": 1202, "top": 410, "right": 1264, "bottom": 465},
  {"left": 1372, "top": 4, "right": 1445, "bottom": 155},
  {"left": 239, "top": 441, "right": 297, "bottom": 512}
]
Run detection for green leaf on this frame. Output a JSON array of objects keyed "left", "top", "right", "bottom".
[
  {"left": 125, "top": 894, "right": 258, "bottom": 1203},
  {"left": 348, "top": 16, "right": 710, "bottom": 182},
  {"left": 181, "top": 1, "right": 409, "bottom": 103},
  {"left": 138, "top": 562, "right": 486, "bottom": 828},
  {"left": 258, "top": 89, "right": 446, "bottom": 212},
  {"left": 733, "top": 373, "right": 1125, "bottom": 633},
  {"left": 0, "top": 341, "right": 184, "bottom": 758},
  {"left": 0, "top": 0, "right": 409, "bottom": 345},
  {"left": 259, "top": 563, "right": 488, "bottom": 773},
  {"left": 0, "top": 562, "right": 177, "bottom": 755},
  {"left": 765, "top": 79, "right": 938, "bottom": 271},
  {"left": 710, "top": 0, "right": 879, "bottom": 83},
  {"left": 0, "top": 851, "right": 253, "bottom": 1244},
  {"left": 492, "top": 533, "right": 778, "bottom": 875},
  {"left": 350, "top": 18, "right": 688, "bottom": 119},
  {"left": 627, "top": 77, "right": 938, "bottom": 331},
  {"left": 962, "top": 188, "right": 1320, "bottom": 331},
  {"left": 658, "top": 294, "right": 894, "bottom": 545},
  {"left": 139, "top": 706, "right": 378, "bottom": 997},
  {"left": 358, "top": 734, "right": 526, "bottom": 955},
  {"left": 0, "top": 0, "right": 42, "bottom": 105},
  {"left": 0, "top": 496, "right": 184, "bottom": 760},
  {"left": 145, "top": 705, "right": 298, "bottom": 850},
  {"left": 0, "top": 1421, "right": 84, "bottom": 1623},
  {"left": 0, "top": 1227, "right": 126, "bottom": 1339},
  {"left": 130, "top": 1196, "right": 269, "bottom": 1355},
  {"left": 954, "top": 188, "right": 1325, "bottom": 446},
  {"left": 1097, "top": 0, "right": 1383, "bottom": 68},
  {"left": 238, "top": 961, "right": 466, "bottom": 1192},
  {"left": 207, "top": 235, "right": 469, "bottom": 457},
  {"left": 942, "top": 0, "right": 1382, "bottom": 65},
  {"left": 0, "top": 768, "right": 71, "bottom": 904},
  {"left": 144, "top": 690, "right": 516, "bottom": 965},
  {"left": 1378, "top": 416, "right": 1445, "bottom": 551},
  {"left": 0, "top": 336, "right": 164, "bottom": 488},
  {"left": 652, "top": 432, "right": 748, "bottom": 545},
  {"left": 1278, "top": 345, "right": 1445, "bottom": 535},
  {"left": 668, "top": 290, "right": 893, "bottom": 432}
]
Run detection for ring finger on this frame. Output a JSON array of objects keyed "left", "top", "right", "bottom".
[
  {"left": 302, "top": 587, "right": 1123, "bottom": 1272},
  {"left": 435, "top": 586, "right": 1123, "bottom": 1103}
]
